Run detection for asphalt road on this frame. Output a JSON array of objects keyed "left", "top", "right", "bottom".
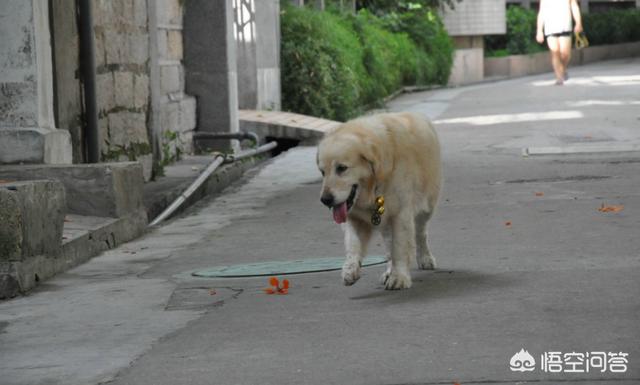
[{"left": 1, "top": 58, "right": 639, "bottom": 385}]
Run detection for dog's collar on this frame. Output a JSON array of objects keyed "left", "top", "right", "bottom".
[
  {"left": 371, "top": 195, "right": 385, "bottom": 225},
  {"left": 370, "top": 166, "right": 385, "bottom": 225}
]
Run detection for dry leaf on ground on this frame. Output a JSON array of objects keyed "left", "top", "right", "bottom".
[{"left": 598, "top": 203, "right": 624, "bottom": 213}]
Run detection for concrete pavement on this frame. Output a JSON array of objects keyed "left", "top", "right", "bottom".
[{"left": 1, "top": 58, "right": 639, "bottom": 385}]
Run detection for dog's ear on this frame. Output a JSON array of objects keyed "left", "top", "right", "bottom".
[{"left": 360, "top": 136, "right": 392, "bottom": 185}]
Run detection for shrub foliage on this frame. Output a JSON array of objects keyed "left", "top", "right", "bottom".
[{"left": 281, "top": 4, "right": 454, "bottom": 121}]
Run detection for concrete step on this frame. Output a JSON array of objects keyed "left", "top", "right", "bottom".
[
  {"left": 238, "top": 109, "right": 340, "bottom": 144},
  {"left": 61, "top": 214, "right": 143, "bottom": 268}
]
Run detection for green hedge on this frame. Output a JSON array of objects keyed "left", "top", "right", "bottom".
[
  {"left": 281, "top": 6, "right": 366, "bottom": 121},
  {"left": 485, "top": 7, "right": 640, "bottom": 57},
  {"left": 379, "top": 10, "right": 454, "bottom": 85},
  {"left": 281, "top": 5, "right": 453, "bottom": 121},
  {"left": 350, "top": 11, "right": 420, "bottom": 104},
  {"left": 583, "top": 9, "right": 640, "bottom": 45},
  {"left": 485, "top": 6, "right": 542, "bottom": 56}
]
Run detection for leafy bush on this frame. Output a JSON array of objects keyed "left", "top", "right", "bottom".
[
  {"left": 583, "top": 9, "right": 640, "bottom": 45},
  {"left": 281, "top": 4, "right": 454, "bottom": 120},
  {"left": 485, "top": 6, "right": 537, "bottom": 56},
  {"left": 506, "top": 6, "right": 537, "bottom": 54},
  {"left": 281, "top": 5, "right": 367, "bottom": 121},
  {"left": 349, "top": 10, "right": 419, "bottom": 103},
  {"left": 379, "top": 10, "right": 453, "bottom": 84}
]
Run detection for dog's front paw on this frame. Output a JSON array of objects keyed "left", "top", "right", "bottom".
[
  {"left": 382, "top": 268, "right": 412, "bottom": 290},
  {"left": 417, "top": 254, "right": 437, "bottom": 270},
  {"left": 342, "top": 261, "right": 361, "bottom": 286}
]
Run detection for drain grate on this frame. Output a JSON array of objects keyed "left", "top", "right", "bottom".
[{"left": 192, "top": 256, "right": 387, "bottom": 278}]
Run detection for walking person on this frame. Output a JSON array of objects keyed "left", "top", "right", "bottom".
[{"left": 536, "top": 0, "right": 583, "bottom": 85}]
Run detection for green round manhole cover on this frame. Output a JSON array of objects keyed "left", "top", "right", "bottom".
[{"left": 191, "top": 256, "right": 387, "bottom": 278}]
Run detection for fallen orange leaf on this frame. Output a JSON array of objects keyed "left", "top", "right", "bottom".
[
  {"left": 535, "top": 192, "right": 544, "bottom": 197},
  {"left": 505, "top": 221, "right": 512, "bottom": 226},
  {"left": 598, "top": 203, "right": 624, "bottom": 213},
  {"left": 264, "top": 277, "right": 291, "bottom": 295},
  {"left": 209, "top": 289, "right": 217, "bottom": 296}
]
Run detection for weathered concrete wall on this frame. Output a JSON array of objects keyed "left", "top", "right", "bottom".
[
  {"left": 0, "top": 180, "right": 65, "bottom": 262},
  {"left": 449, "top": 48, "right": 485, "bottom": 86},
  {"left": 93, "top": 0, "right": 152, "bottom": 177},
  {"left": 184, "top": 0, "right": 240, "bottom": 151},
  {"left": 484, "top": 41, "right": 640, "bottom": 80},
  {"left": 234, "top": 0, "right": 258, "bottom": 110},
  {"left": 255, "top": 0, "right": 281, "bottom": 111},
  {"left": 0, "top": 0, "right": 72, "bottom": 164},
  {"left": 0, "top": 180, "right": 65, "bottom": 298},
  {"left": 154, "top": 0, "right": 197, "bottom": 157},
  {"left": 441, "top": 0, "right": 506, "bottom": 36},
  {"left": 0, "top": 162, "right": 144, "bottom": 218}
]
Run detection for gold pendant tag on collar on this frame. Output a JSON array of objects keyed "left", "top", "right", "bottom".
[{"left": 371, "top": 195, "right": 385, "bottom": 225}]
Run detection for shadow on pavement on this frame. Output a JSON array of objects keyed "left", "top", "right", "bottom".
[{"left": 349, "top": 269, "right": 515, "bottom": 303}]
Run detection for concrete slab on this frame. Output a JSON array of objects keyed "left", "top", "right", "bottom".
[
  {"left": 238, "top": 109, "right": 339, "bottom": 143},
  {"left": 524, "top": 143, "right": 640, "bottom": 156},
  {"left": 0, "top": 180, "right": 65, "bottom": 297},
  {"left": 0, "top": 162, "right": 144, "bottom": 218}
]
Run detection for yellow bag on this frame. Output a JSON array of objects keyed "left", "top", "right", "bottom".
[{"left": 575, "top": 32, "right": 589, "bottom": 49}]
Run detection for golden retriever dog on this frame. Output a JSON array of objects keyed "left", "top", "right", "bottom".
[{"left": 317, "top": 112, "right": 441, "bottom": 290}]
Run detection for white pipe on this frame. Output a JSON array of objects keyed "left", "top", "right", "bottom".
[
  {"left": 148, "top": 141, "right": 278, "bottom": 227},
  {"left": 225, "top": 141, "right": 278, "bottom": 163},
  {"left": 148, "top": 155, "right": 225, "bottom": 226}
]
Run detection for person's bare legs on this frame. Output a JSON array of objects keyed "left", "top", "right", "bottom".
[
  {"left": 558, "top": 35, "right": 572, "bottom": 80},
  {"left": 546, "top": 36, "right": 564, "bottom": 85}
]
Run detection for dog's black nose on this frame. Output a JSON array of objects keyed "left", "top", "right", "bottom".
[{"left": 320, "top": 193, "right": 334, "bottom": 208}]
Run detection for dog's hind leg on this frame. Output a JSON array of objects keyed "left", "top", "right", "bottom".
[
  {"left": 342, "top": 219, "right": 372, "bottom": 286},
  {"left": 415, "top": 212, "right": 436, "bottom": 270}
]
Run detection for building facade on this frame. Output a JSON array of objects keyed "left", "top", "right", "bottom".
[
  {"left": 507, "top": 0, "right": 640, "bottom": 12},
  {"left": 441, "top": 0, "right": 507, "bottom": 85},
  {"left": 0, "top": 0, "right": 281, "bottom": 179}
]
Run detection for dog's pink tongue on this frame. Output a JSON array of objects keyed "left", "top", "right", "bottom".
[{"left": 332, "top": 202, "right": 348, "bottom": 224}]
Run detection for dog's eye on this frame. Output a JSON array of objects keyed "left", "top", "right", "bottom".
[{"left": 336, "top": 164, "right": 348, "bottom": 175}]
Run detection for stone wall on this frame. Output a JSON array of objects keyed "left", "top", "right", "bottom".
[
  {"left": 255, "top": 0, "right": 281, "bottom": 111},
  {"left": 155, "top": 0, "right": 196, "bottom": 157},
  {"left": 93, "top": 0, "right": 152, "bottom": 178},
  {"left": 0, "top": 1, "right": 72, "bottom": 164}
]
